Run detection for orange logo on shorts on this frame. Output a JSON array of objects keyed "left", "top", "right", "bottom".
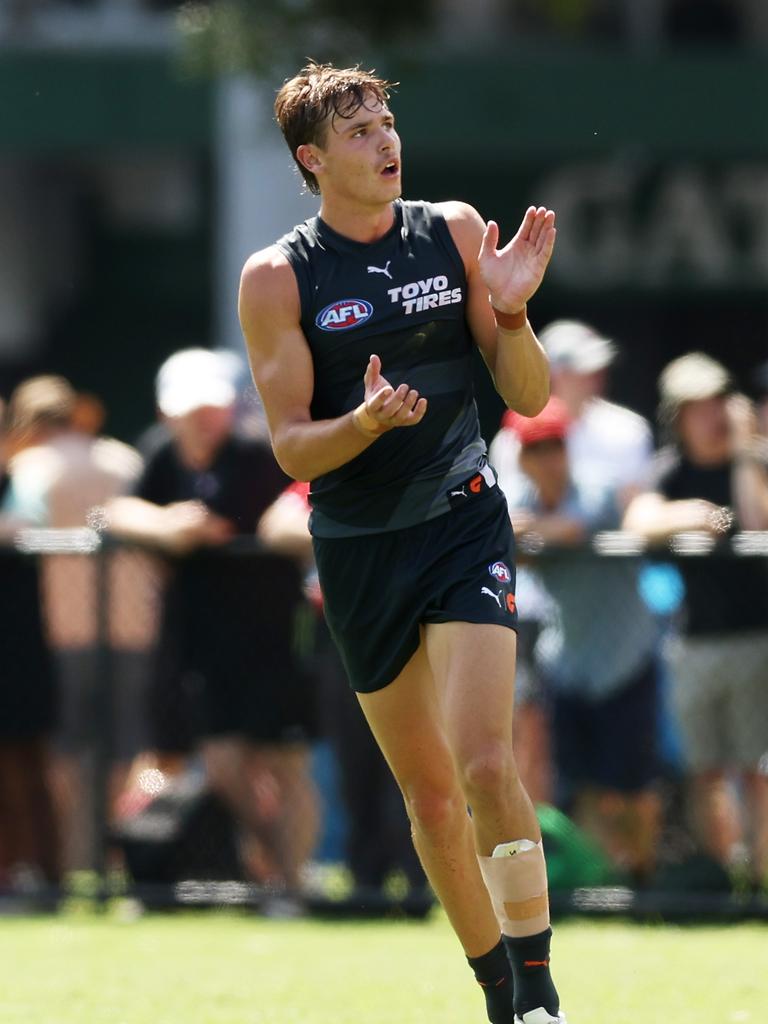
[
  {"left": 469, "top": 474, "right": 483, "bottom": 493},
  {"left": 506, "top": 593, "right": 516, "bottom": 613}
]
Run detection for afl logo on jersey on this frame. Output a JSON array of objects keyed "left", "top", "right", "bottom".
[
  {"left": 488, "top": 561, "right": 512, "bottom": 584},
  {"left": 316, "top": 299, "right": 373, "bottom": 332}
]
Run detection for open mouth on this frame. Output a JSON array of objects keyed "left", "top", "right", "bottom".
[{"left": 381, "top": 160, "right": 400, "bottom": 178}]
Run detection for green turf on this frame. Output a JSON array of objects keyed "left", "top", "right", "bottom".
[{"left": 0, "top": 909, "right": 764, "bottom": 1023}]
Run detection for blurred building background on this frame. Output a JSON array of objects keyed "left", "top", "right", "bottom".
[{"left": 0, "top": 0, "right": 766, "bottom": 442}]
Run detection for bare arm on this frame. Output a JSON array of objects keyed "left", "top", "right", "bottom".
[
  {"left": 622, "top": 492, "right": 723, "bottom": 544},
  {"left": 509, "top": 507, "right": 587, "bottom": 546},
  {"left": 238, "top": 248, "right": 427, "bottom": 481},
  {"left": 442, "top": 202, "right": 555, "bottom": 416},
  {"left": 106, "top": 496, "right": 233, "bottom": 555},
  {"left": 257, "top": 487, "right": 314, "bottom": 564},
  {"left": 728, "top": 395, "right": 768, "bottom": 530}
]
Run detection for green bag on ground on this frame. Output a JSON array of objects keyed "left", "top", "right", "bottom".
[{"left": 536, "top": 803, "right": 620, "bottom": 890}]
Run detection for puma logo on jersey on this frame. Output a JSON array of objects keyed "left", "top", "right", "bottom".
[
  {"left": 367, "top": 261, "right": 392, "bottom": 279},
  {"left": 388, "top": 275, "right": 462, "bottom": 315},
  {"left": 481, "top": 587, "right": 504, "bottom": 608},
  {"left": 450, "top": 487, "right": 468, "bottom": 498}
]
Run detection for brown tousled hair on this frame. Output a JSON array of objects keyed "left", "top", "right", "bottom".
[{"left": 274, "top": 62, "right": 396, "bottom": 195}]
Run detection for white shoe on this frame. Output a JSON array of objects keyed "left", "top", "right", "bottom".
[{"left": 514, "top": 1009, "right": 567, "bottom": 1024}]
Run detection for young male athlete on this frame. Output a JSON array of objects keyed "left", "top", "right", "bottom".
[{"left": 239, "top": 63, "right": 564, "bottom": 1024}]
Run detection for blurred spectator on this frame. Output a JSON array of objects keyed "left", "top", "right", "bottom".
[
  {"left": 505, "top": 398, "right": 661, "bottom": 881},
  {"left": 2, "top": 374, "right": 151, "bottom": 874},
  {"left": 624, "top": 353, "right": 768, "bottom": 888},
  {"left": 0, "top": 395, "right": 59, "bottom": 892},
  {"left": 107, "top": 348, "right": 318, "bottom": 894},
  {"left": 258, "top": 482, "right": 428, "bottom": 896},
  {"left": 491, "top": 320, "right": 652, "bottom": 500},
  {"left": 540, "top": 319, "right": 653, "bottom": 504},
  {"left": 489, "top": 319, "right": 653, "bottom": 806}
]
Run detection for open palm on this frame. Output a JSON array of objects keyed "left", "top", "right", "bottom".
[{"left": 479, "top": 206, "right": 556, "bottom": 314}]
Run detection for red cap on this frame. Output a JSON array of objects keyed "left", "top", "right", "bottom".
[{"left": 502, "top": 396, "right": 571, "bottom": 446}]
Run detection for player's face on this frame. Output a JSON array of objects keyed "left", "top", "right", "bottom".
[{"left": 306, "top": 99, "right": 402, "bottom": 207}]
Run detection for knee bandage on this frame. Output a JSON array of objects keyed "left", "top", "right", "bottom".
[{"left": 477, "top": 839, "right": 550, "bottom": 937}]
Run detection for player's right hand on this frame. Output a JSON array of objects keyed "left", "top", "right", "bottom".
[{"left": 362, "top": 353, "right": 428, "bottom": 431}]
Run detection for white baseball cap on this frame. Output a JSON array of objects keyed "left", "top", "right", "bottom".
[
  {"left": 539, "top": 319, "right": 616, "bottom": 374},
  {"left": 155, "top": 348, "right": 238, "bottom": 418},
  {"left": 658, "top": 352, "right": 731, "bottom": 423}
]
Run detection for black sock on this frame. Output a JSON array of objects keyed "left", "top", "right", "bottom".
[
  {"left": 467, "top": 937, "right": 516, "bottom": 1024},
  {"left": 503, "top": 928, "right": 560, "bottom": 1019}
]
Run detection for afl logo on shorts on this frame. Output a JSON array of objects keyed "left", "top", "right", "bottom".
[
  {"left": 316, "top": 299, "right": 373, "bottom": 332},
  {"left": 488, "top": 561, "right": 511, "bottom": 584}
]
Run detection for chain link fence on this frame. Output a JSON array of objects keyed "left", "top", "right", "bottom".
[{"left": 1, "top": 529, "right": 767, "bottom": 919}]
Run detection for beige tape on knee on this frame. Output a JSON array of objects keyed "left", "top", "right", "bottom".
[{"left": 477, "top": 839, "right": 550, "bottom": 938}]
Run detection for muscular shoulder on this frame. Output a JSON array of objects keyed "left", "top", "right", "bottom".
[
  {"left": 436, "top": 201, "right": 485, "bottom": 266},
  {"left": 239, "top": 245, "right": 300, "bottom": 327}
]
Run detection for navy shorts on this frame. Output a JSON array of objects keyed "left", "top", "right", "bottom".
[
  {"left": 552, "top": 659, "right": 659, "bottom": 797},
  {"left": 312, "top": 481, "right": 518, "bottom": 693}
]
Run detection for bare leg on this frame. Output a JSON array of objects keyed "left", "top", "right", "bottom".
[
  {"left": 513, "top": 700, "right": 553, "bottom": 807},
  {"left": 742, "top": 770, "right": 768, "bottom": 885},
  {"left": 689, "top": 769, "right": 741, "bottom": 866},
  {"left": 425, "top": 622, "right": 538, "bottom": 854},
  {"left": 357, "top": 641, "right": 501, "bottom": 957},
  {"left": 1, "top": 741, "right": 59, "bottom": 882},
  {"left": 250, "top": 744, "right": 319, "bottom": 890},
  {"left": 573, "top": 787, "right": 661, "bottom": 881},
  {"left": 361, "top": 624, "right": 562, "bottom": 1020},
  {"left": 423, "top": 623, "right": 561, "bottom": 1020},
  {"left": 203, "top": 737, "right": 284, "bottom": 882}
]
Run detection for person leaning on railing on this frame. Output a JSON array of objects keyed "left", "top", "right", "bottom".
[
  {"left": 503, "top": 397, "right": 662, "bottom": 884},
  {"left": 0, "top": 396, "right": 59, "bottom": 893},
  {"left": 1, "top": 374, "right": 147, "bottom": 877},
  {"left": 106, "top": 348, "right": 318, "bottom": 900},
  {"left": 623, "top": 352, "right": 768, "bottom": 892}
]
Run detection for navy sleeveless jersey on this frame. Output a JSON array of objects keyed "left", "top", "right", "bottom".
[{"left": 276, "top": 199, "right": 489, "bottom": 537}]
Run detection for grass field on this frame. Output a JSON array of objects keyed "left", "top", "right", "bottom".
[{"left": 0, "top": 909, "right": 764, "bottom": 1023}]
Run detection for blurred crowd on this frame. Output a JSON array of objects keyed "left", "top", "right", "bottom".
[{"left": 1, "top": 330, "right": 767, "bottom": 905}]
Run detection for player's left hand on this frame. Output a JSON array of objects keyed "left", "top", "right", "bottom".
[{"left": 479, "top": 206, "right": 556, "bottom": 314}]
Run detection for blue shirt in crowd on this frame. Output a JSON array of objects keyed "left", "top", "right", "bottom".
[{"left": 513, "top": 479, "right": 658, "bottom": 700}]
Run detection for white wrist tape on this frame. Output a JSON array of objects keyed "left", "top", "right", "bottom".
[{"left": 477, "top": 839, "right": 550, "bottom": 938}]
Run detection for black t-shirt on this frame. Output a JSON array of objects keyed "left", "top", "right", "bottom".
[
  {"left": 651, "top": 446, "right": 768, "bottom": 635},
  {"left": 134, "top": 435, "right": 296, "bottom": 680},
  {"left": 0, "top": 473, "right": 54, "bottom": 737},
  {"left": 135, "top": 433, "right": 288, "bottom": 531}
]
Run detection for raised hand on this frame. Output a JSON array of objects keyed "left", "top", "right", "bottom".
[
  {"left": 479, "top": 206, "right": 556, "bottom": 314},
  {"left": 358, "top": 353, "right": 428, "bottom": 435}
]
